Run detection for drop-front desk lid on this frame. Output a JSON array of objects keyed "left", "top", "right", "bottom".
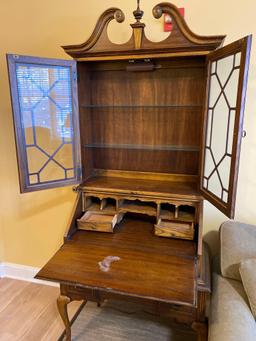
[{"left": 36, "top": 217, "right": 197, "bottom": 307}]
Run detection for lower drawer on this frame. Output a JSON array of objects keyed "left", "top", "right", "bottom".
[
  {"left": 154, "top": 219, "right": 194, "bottom": 240},
  {"left": 60, "top": 284, "right": 98, "bottom": 302},
  {"left": 77, "top": 211, "right": 123, "bottom": 232}
]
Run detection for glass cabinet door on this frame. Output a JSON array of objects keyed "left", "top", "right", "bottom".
[
  {"left": 200, "top": 36, "right": 251, "bottom": 218},
  {"left": 7, "top": 54, "right": 81, "bottom": 192}
]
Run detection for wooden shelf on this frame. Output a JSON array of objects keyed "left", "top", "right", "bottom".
[
  {"left": 82, "top": 176, "right": 201, "bottom": 201},
  {"left": 160, "top": 209, "right": 195, "bottom": 222},
  {"left": 82, "top": 104, "right": 203, "bottom": 109},
  {"left": 86, "top": 202, "right": 100, "bottom": 211},
  {"left": 86, "top": 202, "right": 116, "bottom": 214},
  {"left": 82, "top": 177, "right": 198, "bottom": 238},
  {"left": 102, "top": 203, "right": 116, "bottom": 213},
  {"left": 83, "top": 143, "right": 199, "bottom": 152},
  {"left": 119, "top": 199, "right": 156, "bottom": 216}
]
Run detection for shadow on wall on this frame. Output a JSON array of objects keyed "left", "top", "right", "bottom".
[
  {"left": 204, "top": 230, "right": 220, "bottom": 257},
  {"left": 17, "top": 190, "right": 74, "bottom": 220}
]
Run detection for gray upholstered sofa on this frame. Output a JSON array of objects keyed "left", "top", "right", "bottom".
[{"left": 208, "top": 221, "right": 256, "bottom": 341}]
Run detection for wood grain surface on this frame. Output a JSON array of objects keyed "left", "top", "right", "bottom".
[
  {"left": 0, "top": 278, "right": 82, "bottom": 341},
  {"left": 36, "top": 217, "right": 197, "bottom": 307}
]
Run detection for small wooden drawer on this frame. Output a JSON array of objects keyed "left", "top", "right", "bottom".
[
  {"left": 77, "top": 211, "right": 123, "bottom": 232},
  {"left": 154, "top": 219, "right": 194, "bottom": 240},
  {"left": 60, "top": 284, "right": 100, "bottom": 302}
]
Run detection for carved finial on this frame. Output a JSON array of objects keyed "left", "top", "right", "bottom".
[
  {"left": 131, "top": 0, "right": 145, "bottom": 49},
  {"left": 133, "top": 0, "right": 144, "bottom": 22}
]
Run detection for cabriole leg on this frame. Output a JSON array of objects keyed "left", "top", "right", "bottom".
[{"left": 57, "top": 295, "right": 72, "bottom": 341}]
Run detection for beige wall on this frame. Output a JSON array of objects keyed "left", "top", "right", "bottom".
[{"left": 0, "top": 0, "right": 255, "bottom": 266}]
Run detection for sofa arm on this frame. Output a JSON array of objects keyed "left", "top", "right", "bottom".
[
  {"left": 208, "top": 273, "right": 256, "bottom": 341},
  {"left": 220, "top": 221, "right": 256, "bottom": 281}
]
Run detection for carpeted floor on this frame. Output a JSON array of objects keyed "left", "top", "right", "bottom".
[{"left": 64, "top": 300, "right": 197, "bottom": 341}]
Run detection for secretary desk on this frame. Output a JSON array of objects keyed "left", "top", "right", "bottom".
[{"left": 7, "top": 1, "right": 251, "bottom": 340}]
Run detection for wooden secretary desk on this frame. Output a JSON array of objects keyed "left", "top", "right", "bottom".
[{"left": 7, "top": 2, "right": 251, "bottom": 340}]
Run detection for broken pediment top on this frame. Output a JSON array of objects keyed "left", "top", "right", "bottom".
[{"left": 62, "top": 2, "right": 226, "bottom": 60}]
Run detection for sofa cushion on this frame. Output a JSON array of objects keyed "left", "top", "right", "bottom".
[
  {"left": 239, "top": 258, "right": 256, "bottom": 318},
  {"left": 220, "top": 221, "right": 256, "bottom": 280},
  {"left": 208, "top": 273, "right": 256, "bottom": 341}
]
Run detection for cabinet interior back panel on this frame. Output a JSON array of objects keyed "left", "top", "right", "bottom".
[
  {"left": 78, "top": 58, "right": 206, "bottom": 176},
  {"left": 92, "top": 148, "right": 199, "bottom": 175}
]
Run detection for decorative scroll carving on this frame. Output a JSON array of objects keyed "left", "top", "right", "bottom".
[
  {"left": 62, "top": 8, "right": 128, "bottom": 57},
  {"left": 151, "top": 3, "right": 225, "bottom": 49},
  {"left": 63, "top": 2, "right": 226, "bottom": 60}
]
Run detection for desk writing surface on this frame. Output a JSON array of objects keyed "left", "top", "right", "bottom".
[{"left": 36, "top": 217, "right": 197, "bottom": 306}]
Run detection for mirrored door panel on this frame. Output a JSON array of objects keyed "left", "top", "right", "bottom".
[
  {"left": 200, "top": 36, "right": 251, "bottom": 218},
  {"left": 7, "top": 55, "right": 81, "bottom": 192}
]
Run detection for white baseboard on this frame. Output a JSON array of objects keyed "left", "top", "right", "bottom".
[
  {"left": 0, "top": 262, "right": 58, "bottom": 287},
  {"left": 0, "top": 263, "right": 4, "bottom": 278}
]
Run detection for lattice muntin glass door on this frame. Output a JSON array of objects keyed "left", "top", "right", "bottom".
[
  {"left": 201, "top": 36, "right": 251, "bottom": 217},
  {"left": 8, "top": 55, "right": 81, "bottom": 192}
]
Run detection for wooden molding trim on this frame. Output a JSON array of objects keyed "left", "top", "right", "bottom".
[
  {"left": 63, "top": 2, "right": 226, "bottom": 59},
  {"left": 76, "top": 50, "right": 209, "bottom": 62}
]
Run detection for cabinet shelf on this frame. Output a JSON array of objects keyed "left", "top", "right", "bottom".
[
  {"left": 160, "top": 203, "right": 196, "bottom": 222},
  {"left": 85, "top": 197, "right": 117, "bottom": 214},
  {"left": 83, "top": 143, "right": 199, "bottom": 152},
  {"left": 82, "top": 104, "right": 202, "bottom": 109},
  {"left": 86, "top": 202, "right": 116, "bottom": 213},
  {"left": 82, "top": 176, "right": 201, "bottom": 200},
  {"left": 86, "top": 202, "right": 100, "bottom": 211},
  {"left": 160, "top": 209, "right": 195, "bottom": 222},
  {"left": 119, "top": 199, "right": 157, "bottom": 216},
  {"left": 80, "top": 191, "right": 197, "bottom": 240}
]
